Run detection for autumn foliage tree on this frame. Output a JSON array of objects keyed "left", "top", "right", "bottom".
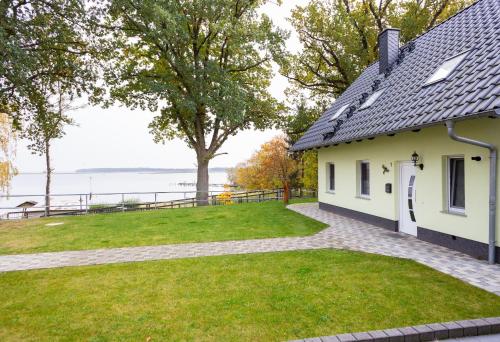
[
  {"left": 0, "top": 112, "right": 16, "bottom": 192},
  {"left": 232, "top": 136, "right": 297, "bottom": 204},
  {"left": 279, "top": 100, "right": 321, "bottom": 192},
  {"left": 299, "top": 150, "right": 318, "bottom": 191}
]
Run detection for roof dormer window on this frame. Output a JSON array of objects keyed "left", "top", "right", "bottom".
[
  {"left": 424, "top": 51, "right": 469, "bottom": 85},
  {"left": 359, "top": 88, "right": 386, "bottom": 109},
  {"left": 328, "top": 104, "right": 349, "bottom": 122}
]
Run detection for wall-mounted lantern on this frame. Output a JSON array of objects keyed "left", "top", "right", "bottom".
[{"left": 411, "top": 151, "right": 424, "bottom": 170}]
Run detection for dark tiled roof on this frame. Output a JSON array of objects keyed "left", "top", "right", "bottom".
[{"left": 291, "top": 0, "right": 500, "bottom": 151}]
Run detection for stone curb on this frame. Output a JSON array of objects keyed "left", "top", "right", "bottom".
[{"left": 288, "top": 317, "right": 500, "bottom": 342}]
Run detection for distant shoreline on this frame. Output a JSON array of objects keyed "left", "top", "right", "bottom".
[
  {"left": 75, "top": 168, "right": 229, "bottom": 174},
  {"left": 19, "top": 167, "right": 229, "bottom": 175}
]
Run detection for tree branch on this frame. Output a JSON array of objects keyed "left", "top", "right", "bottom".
[
  {"left": 342, "top": 0, "right": 369, "bottom": 50},
  {"left": 427, "top": 0, "right": 450, "bottom": 29}
]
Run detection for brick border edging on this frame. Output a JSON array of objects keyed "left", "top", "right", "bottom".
[{"left": 289, "top": 317, "right": 500, "bottom": 342}]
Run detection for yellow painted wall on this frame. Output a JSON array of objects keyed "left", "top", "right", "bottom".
[{"left": 318, "top": 117, "right": 499, "bottom": 246}]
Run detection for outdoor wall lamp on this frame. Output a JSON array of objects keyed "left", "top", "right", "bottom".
[{"left": 411, "top": 151, "right": 424, "bottom": 170}]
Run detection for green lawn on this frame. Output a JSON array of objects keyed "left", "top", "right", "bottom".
[
  {"left": 1, "top": 249, "right": 499, "bottom": 341},
  {"left": 0, "top": 199, "right": 326, "bottom": 255}
]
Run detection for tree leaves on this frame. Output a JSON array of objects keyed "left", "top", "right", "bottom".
[
  {"left": 0, "top": 0, "right": 99, "bottom": 124},
  {"left": 281, "top": 0, "right": 472, "bottom": 104},
  {"left": 99, "top": 0, "right": 287, "bottom": 162},
  {"left": 232, "top": 135, "right": 298, "bottom": 190}
]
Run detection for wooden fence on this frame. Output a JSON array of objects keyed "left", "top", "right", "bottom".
[
  {"left": 84, "top": 188, "right": 316, "bottom": 214},
  {"left": 5, "top": 188, "right": 317, "bottom": 219}
]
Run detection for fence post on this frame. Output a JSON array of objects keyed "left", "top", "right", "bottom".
[
  {"left": 122, "top": 194, "right": 125, "bottom": 212},
  {"left": 85, "top": 194, "right": 88, "bottom": 214},
  {"left": 154, "top": 193, "right": 157, "bottom": 209}
]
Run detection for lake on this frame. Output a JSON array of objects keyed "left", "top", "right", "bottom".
[{"left": 1, "top": 172, "right": 229, "bottom": 215}]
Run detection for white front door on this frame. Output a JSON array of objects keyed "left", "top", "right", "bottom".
[{"left": 399, "top": 162, "right": 417, "bottom": 236}]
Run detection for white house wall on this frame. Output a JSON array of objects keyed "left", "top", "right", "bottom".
[{"left": 317, "top": 117, "right": 499, "bottom": 248}]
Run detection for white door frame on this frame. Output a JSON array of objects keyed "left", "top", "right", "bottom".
[{"left": 399, "top": 162, "right": 417, "bottom": 236}]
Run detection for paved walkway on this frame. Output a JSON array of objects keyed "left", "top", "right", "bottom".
[
  {"left": 291, "top": 203, "right": 500, "bottom": 296},
  {"left": 0, "top": 203, "right": 499, "bottom": 295}
]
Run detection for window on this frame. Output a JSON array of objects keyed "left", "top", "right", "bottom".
[
  {"left": 359, "top": 89, "right": 385, "bottom": 109},
  {"left": 359, "top": 161, "right": 370, "bottom": 196},
  {"left": 448, "top": 157, "right": 465, "bottom": 213},
  {"left": 329, "top": 104, "right": 349, "bottom": 122},
  {"left": 327, "top": 163, "right": 335, "bottom": 192},
  {"left": 425, "top": 51, "right": 469, "bottom": 85}
]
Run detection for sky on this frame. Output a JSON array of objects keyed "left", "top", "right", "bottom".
[{"left": 15, "top": 0, "right": 310, "bottom": 173}]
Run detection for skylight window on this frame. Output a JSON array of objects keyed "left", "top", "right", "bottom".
[
  {"left": 329, "top": 104, "right": 349, "bottom": 121},
  {"left": 425, "top": 51, "right": 469, "bottom": 85},
  {"left": 359, "top": 88, "right": 385, "bottom": 109}
]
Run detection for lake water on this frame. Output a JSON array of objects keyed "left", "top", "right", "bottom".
[{"left": 1, "top": 172, "right": 229, "bottom": 215}]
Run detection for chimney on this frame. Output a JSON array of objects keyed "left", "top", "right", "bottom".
[{"left": 378, "top": 28, "right": 400, "bottom": 74}]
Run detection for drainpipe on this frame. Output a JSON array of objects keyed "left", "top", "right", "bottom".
[{"left": 446, "top": 120, "right": 497, "bottom": 264}]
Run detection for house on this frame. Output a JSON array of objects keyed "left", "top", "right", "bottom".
[{"left": 291, "top": 0, "right": 500, "bottom": 263}]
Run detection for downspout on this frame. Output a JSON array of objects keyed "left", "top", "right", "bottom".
[{"left": 445, "top": 120, "right": 497, "bottom": 264}]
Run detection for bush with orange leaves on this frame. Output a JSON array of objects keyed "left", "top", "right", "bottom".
[{"left": 216, "top": 185, "right": 233, "bottom": 205}]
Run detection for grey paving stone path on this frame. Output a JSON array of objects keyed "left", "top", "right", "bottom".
[
  {"left": 0, "top": 203, "right": 499, "bottom": 296},
  {"left": 288, "top": 203, "right": 500, "bottom": 296}
]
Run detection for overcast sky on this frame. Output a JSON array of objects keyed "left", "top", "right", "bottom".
[{"left": 15, "top": 0, "right": 310, "bottom": 173}]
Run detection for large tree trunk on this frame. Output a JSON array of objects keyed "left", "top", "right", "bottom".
[
  {"left": 196, "top": 156, "right": 210, "bottom": 206},
  {"left": 45, "top": 140, "right": 51, "bottom": 217}
]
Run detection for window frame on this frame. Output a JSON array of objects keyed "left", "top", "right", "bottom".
[
  {"left": 447, "top": 156, "right": 465, "bottom": 214},
  {"left": 359, "top": 160, "right": 370, "bottom": 198},
  {"left": 359, "top": 88, "right": 386, "bottom": 110},
  {"left": 328, "top": 104, "right": 350, "bottom": 122},
  {"left": 326, "top": 163, "right": 335, "bottom": 193},
  {"left": 424, "top": 50, "right": 470, "bottom": 86}
]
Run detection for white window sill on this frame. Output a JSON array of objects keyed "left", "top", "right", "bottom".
[
  {"left": 440, "top": 209, "right": 467, "bottom": 217},
  {"left": 325, "top": 190, "right": 336, "bottom": 194},
  {"left": 356, "top": 195, "right": 371, "bottom": 200}
]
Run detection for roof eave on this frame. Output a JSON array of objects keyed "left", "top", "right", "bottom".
[{"left": 289, "top": 108, "right": 500, "bottom": 152}]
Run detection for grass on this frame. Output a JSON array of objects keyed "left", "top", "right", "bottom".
[
  {"left": 0, "top": 249, "right": 499, "bottom": 341},
  {"left": 0, "top": 199, "right": 325, "bottom": 255}
]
